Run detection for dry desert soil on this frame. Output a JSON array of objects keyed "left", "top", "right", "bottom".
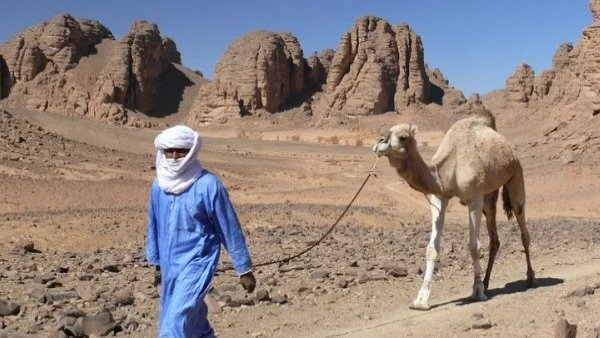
[{"left": 1, "top": 107, "right": 600, "bottom": 338}]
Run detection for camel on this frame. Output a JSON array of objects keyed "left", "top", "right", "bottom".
[{"left": 372, "top": 108, "right": 536, "bottom": 310}]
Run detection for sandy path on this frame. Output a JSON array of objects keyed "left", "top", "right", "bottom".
[{"left": 316, "top": 251, "right": 600, "bottom": 338}]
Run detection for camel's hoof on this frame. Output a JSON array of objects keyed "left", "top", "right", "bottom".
[
  {"left": 469, "top": 291, "right": 488, "bottom": 302},
  {"left": 526, "top": 277, "right": 538, "bottom": 288},
  {"left": 409, "top": 302, "right": 431, "bottom": 311}
]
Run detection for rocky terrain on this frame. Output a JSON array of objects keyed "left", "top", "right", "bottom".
[{"left": 0, "top": 106, "right": 598, "bottom": 337}]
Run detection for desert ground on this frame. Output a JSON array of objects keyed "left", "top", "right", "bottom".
[{"left": 1, "top": 106, "right": 599, "bottom": 338}]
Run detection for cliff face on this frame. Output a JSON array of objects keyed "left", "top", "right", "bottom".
[
  {"left": 0, "top": 14, "right": 197, "bottom": 124},
  {"left": 313, "top": 17, "right": 433, "bottom": 117},
  {"left": 189, "top": 16, "right": 464, "bottom": 124},
  {"left": 0, "top": 13, "right": 466, "bottom": 126},
  {"left": 503, "top": 0, "right": 600, "bottom": 108},
  {"left": 189, "top": 30, "right": 310, "bottom": 124}
]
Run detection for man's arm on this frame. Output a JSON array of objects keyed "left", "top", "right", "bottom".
[
  {"left": 209, "top": 179, "right": 253, "bottom": 276},
  {"left": 146, "top": 185, "right": 160, "bottom": 266}
]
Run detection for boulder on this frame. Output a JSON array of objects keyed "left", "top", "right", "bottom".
[
  {"left": 506, "top": 63, "right": 535, "bottom": 105},
  {"left": 314, "top": 16, "right": 459, "bottom": 117},
  {"left": 0, "top": 14, "right": 189, "bottom": 124},
  {"left": 162, "top": 37, "right": 182, "bottom": 64},
  {"left": 190, "top": 30, "right": 306, "bottom": 123}
]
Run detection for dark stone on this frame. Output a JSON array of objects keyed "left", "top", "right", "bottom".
[
  {"left": 123, "top": 320, "right": 140, "bottom": 333},
  {"left": 46, "top": 281, "right": 63, "bottom": 289},
  {"left": 270, "top": 294, "right": 288, "bottom": 304},
  {"left": 15, "top": 240, "right": 36, "bottom": 253},
  {"left": 82, "top": 310, "right": 118, "bottom": 337},
  {"left": 310, "top": 270, "right": 330, "bottom": 279},
  {"left": 60, "top": 306, "right": 86, "bottom": 318},
  {"left": 358, "top": 274, "right": 371, "bottom": 284},
  {"left": 568, "top": 286, "right": 595, "bottom": 297},
  {"left": 228, "top": 296, "right": 255, "bottom": 307},
  {"left": 255, "top": 289, "right": 270, "bottom": 302},
  {"left": 217, "top": 295, "right": 232, "bottom": 305},
  {"left": 62, "top": 316, "right": 84, "bottom": 337},
  {"left": 51, "top": 291, "right": 78, "bottom": 301},
  {"left": 472, "top": 320, "right": 493, "bottom": 330},
  {"left": 554, "top": 318, "right": 577, "bottom": 338},
  {"left": 28, "top": 288, "right": 53, "bottom": 304},
  {"left": 102, "top": 264, "right": 121, "bottom": 273},
  {"left": 387, "top": 267, "right": 408, "bottom": 278},
  {"left": 337, "top": 279, "right": 349, "bottom": 289},
  {"left": 55, "top": 266, "right": 69, "bottom": 273},
  {"left": 111, "top": 289, "right": 134, "bottom": 306},
  {"left": 0, "top": 299, "right": 20, "bottom": 316},
  {"left": 78, "top": 274, "right": 94, "bottom": 281}
]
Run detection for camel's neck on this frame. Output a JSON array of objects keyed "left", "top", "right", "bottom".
[{"left": 389, "top": 148, "right": 444, "bottom": 196}]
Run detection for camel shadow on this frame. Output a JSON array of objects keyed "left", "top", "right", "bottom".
[{"left": 430, "top": 277, "right": 564, "bottom": 309}]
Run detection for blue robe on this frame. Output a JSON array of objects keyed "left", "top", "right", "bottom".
[{"left": 146, "top": 170, "right": 253, "bottom": 337}]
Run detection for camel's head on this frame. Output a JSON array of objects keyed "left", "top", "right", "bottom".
[{"left": 373, "top": 124, "right": 418, "bottom": 159}]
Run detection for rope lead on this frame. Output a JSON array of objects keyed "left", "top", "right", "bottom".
[{"left": 221, "top": 157, "right": 380, "bottom": 272}]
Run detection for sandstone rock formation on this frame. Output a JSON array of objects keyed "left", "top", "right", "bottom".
[
  {"left": 1, "top": 13, "right": 466, "bottom": 126},
  {"left": 0, "top": 56, "right": 5, "bottom": 99},
  {"left": 162, "top": 37, "right": 182, "bottom": 64},
  {"left": 189, "top": 16, "right": 464, "bottom": 124},
  {"left": 502, "top": 0, "right": 600, "bottom": 109},
  {"left": 591, "top": 0, "right": 600, "bottom": 21},
  {"left": 0, "top": 14, "right": 197, "bottom": 124},
  {"left": 88, "top": 20, "right": 174, "bottom": 121},
  {"left": 317, "top": 48, "right": 335, "bottom": 74},
  {"left": 306, "top": 52, "right": 326, "bottom": 90},
  {"left": 189, "top": 30, "right": 314, "bottom": 124},
  {"left": 279, "top": 32, "right": 306, "bottom": 97},
  {"left": 0, "top": 14, "right": 113, "bottom": 84},
  {"left": 427, "top": 67, "right": 467, "bottom": 107},
  {"left": 313, "top": 16, "right": 462, "bottom": 118},
  {"left": 304, "top": 48, "right": 336, "bottom": 93},
  {"left": 0, "top": 14, "right": 113, "bottom": 114},
  {"left": 506, "top": 63, "right": 535, "bottom": 105}
]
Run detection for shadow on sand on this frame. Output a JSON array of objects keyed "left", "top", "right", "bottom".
[{"left": 430, "top": 277, "right": 564, "bottom": 309}]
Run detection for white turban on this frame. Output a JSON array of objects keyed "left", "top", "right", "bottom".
[{"left": 154, "top": 125, "right": 204, "bottom": 194}]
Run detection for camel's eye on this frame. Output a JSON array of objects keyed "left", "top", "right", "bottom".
[{"left": 399, "top": 136, "right": 407, "bottom": 142}]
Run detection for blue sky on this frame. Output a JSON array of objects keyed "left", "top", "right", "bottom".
[{"left": 0, "top": 1, "right": 591, "bottom": 96}]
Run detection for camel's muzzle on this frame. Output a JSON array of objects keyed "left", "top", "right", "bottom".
[{"left": 372, "top": 134, "right": 390, "bottom": 156}]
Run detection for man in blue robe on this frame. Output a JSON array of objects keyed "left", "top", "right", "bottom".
[{"left": 146, "top": 125, "right": 256, "bottom": 337}]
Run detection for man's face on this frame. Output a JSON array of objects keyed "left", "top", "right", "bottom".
[{"left": 164, "top": 148, "right": 190, "bottom": 159}]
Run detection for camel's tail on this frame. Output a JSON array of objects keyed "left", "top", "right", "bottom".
[{"left": 502, "top": 185, "right": 514, "bottom": 220}]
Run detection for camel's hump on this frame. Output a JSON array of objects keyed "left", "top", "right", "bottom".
[{"left": 471, "top": 107, "right": 496, "bottom": 130}]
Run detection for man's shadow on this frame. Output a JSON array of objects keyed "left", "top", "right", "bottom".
[{"left": 430, "top": 277, "right": 564, "bottom": 309}]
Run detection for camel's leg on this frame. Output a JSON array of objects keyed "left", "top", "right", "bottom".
[
  {"left": 482, "top": 190, "right": 500, "bottom": 292},
  {"left": 468, "top": 195, "right": 487, "bottom": 301},
  {"left": 504, "top": 164, "right": 537, "bottom": 287},
  {"left": 515, "top": 210, "right": 536, "bottom": 287},
  {"left": 410, "top": 195, "right": 448, "bottom": 310}
]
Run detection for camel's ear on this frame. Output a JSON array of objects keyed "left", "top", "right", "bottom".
[{"left": 409, "top": 124, "right": 418, "bottom": 136}]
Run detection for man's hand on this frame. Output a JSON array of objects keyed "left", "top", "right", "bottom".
[
  {"left": 153, "top": 266, "right": 161, "bottom": 286},
  {"left": 239, "top": 272, "right": 256, "bottom": 293}
]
